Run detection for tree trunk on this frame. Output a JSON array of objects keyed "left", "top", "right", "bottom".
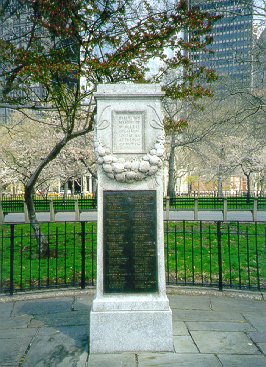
[
  {"left": 167, "top": 134, "right": 176, "bottom": 198},
  {"left": 259, "top": 175, "right": 265, "bottom": 195},
  {"left": 63, "top": 181, "right": 68, "bottom": 201},
  {"left": 71, "top": 178, "right": 74, "bottom": 195},
  {"left": 24, "top": 135, "right": 71, "bottom": 256},
  {"left": 245, "top": 173, "right": 251, "bottom": 203},
  {"left": 217, "top": 176, "right": 223, "bottom": 197},
  {"left": 25, "top": 185, "right": 49, "bottom": 257}
]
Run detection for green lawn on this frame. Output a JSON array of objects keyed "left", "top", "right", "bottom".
[
  {"left": 0, "top": 222, "right": 97, "bottom": 291},
  {"left": 165, "top": 221, "right": 266, "bottom": 290},
  {"left": 0, "top": 221, "right": 265, "bottom": 293}
]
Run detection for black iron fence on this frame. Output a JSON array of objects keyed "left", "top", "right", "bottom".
[
  {"left": 0, "top": 196, "right": 97, "bottom": 214},
  {"left": 0, "top": 222, "right": 97, "bottom": 295},
  {"left": 165, "top": 221, "right": 265, "bottom": 291},
  {"left": 0, "top": 221, "right": 265, "bottom": 295}
]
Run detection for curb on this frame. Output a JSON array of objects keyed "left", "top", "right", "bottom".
[{"left": 0, "top": 286, "right": 264, "bottom": 303}]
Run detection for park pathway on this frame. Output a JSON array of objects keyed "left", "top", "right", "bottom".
[
  {"left": 0, "top": 289, "right": 265, "bottom": 366},
  {"left": 3, "top": 209, "right": 266, "bottom": 222}
]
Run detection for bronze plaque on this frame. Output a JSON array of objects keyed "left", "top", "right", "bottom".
[{"left": 103, "top": 190, "right": 157, "bottom": 293}]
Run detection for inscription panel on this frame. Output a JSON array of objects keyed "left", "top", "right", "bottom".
[
  {"left": 103, "top": 190, "right": 157, "bottom": 293},
  {"left": 112, "top": 111, "right": 145, "bottom": 153}
]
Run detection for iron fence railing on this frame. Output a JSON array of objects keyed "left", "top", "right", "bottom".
[
  {"left": 0, "top": 222, "right": 97, "bottom": 294},
  {"left": 0, "top": 221, "right": 265, "bottom": 295},
  {"left": 0, "top": 197, "right": 97, "bottom": 214},
  {"left": 164, "top": 221, "right": 265, "bottom": 290}
]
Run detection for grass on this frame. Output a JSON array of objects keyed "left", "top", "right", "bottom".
[
  {"left": 0, "top": 221, "right": 265, "bottom": 293},
  {"left": 0, "top": 222, "right": 97, "bottom": 291},
  {"left": 165, "top": 221, "right": 266, "bottom": 290}
]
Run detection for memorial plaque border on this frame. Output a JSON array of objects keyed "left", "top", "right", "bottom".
[{"left": 103, "top": 190, "right": 158, "bottom": 294}]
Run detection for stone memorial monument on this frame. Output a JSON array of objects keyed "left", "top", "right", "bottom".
[{"left": 89, "top": 84, "right": 173, "bottom": 353}]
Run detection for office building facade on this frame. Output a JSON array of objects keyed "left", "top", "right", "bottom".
[{"left": 188, "top": 0, "right": 254, "bottom": 87}]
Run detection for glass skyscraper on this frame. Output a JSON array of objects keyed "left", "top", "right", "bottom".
[{"left": 188, "top": 0, "right": 254, "bottom": 87}]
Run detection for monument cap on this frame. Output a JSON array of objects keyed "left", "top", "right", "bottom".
[{"left": 94, "top": 83, "right": 165, "bottom": 98}]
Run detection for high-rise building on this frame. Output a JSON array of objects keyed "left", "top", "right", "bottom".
[
  {"left": 188, "top": 0, "right": 254, "bottom": 87},
  {"left": 253, "top": 28, "right": 266, "bottom": 91}
]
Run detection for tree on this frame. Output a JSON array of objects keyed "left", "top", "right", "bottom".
[
  {"left": 0, "top": 114, "right": 63, "bottom": 194},
  {"left": 162, "top": 0, "right": 266, "bottom": 197},
  {"left": 177, "top": 85, "right": 266, "bottom": 196},
  {"left": 0, "top": 0, "right": 219, "bottom": 253},
  {"left": 0, "top": 114, "right": 96, "bottom": 195},
  {"left": 226, "top": 136, "right": 266, "bottom": 200}
]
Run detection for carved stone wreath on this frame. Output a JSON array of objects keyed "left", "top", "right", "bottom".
[{"left": 94, "top": 135, "right": 164, "bottom": 183}]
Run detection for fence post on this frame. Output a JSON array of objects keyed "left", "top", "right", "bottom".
[
  {"left": 0, "top": 201, "right": 4, "bottom": 224},
  {"left": 217, "top": 221, "right": 223, "bottom": 291},
  {"left": 252, "top": 198, "right": 257, "bottom": 222},
  {"left": 10, "top": 224, "right": 15, "bottom": 296},
  {"left": 194, "top": 197, "right": 198, "bottom": 220},
  {"left": 81, "top": 221, "right": 86, "bottom": 289},
  {"left": 75, "top": 199, "right": 80, "bottom": 221},
  {"left": 24, "top": 202, "right": 29, "bottom": 223},
  {"left": 49, "top": 199, "right": 55, "bottom": 222},
  {"left": 223, "top": 198, "right": 228, "bottom": 221},
  {"left": 166, "top": 196, "right": 170, "bottom": 221}
]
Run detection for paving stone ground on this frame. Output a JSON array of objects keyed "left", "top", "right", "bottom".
[{"left": 0, "top": 289, "right": 265, "bottom": 367}]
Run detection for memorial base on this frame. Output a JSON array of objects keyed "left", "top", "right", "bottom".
[{"left": 89, "top": 307, "right": 173, "bottom": 353}]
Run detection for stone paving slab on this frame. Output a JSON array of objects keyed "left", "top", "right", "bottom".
[
  {"left": 173, "top": 309, "right": 245, "bottom": 322},
  {"left": 88, "top": 353, "right": 136, "bottom": 367},
  {"left": 0, "top": 314, "right": 32, "bottom": 329},
  {"left": 23, "top": 326, "right": 88, "bottom": 367},
  {"left": 217, "top": 354, "right": 266, "bottom": 367},
  {"left": 0, "top": 328, "right": 36, "bottom": 339},
  {"left": 249, "top": 331, "right": 266, "bottom": 343},
  {"left": 173, "top": 336, "right": 198, "bottom": 353},
  {"left": 190, "top": 330, "right": 260, "bottom": 354},
  {"left": 258, "top": 343, "right": 266, "bottom": 354},
  {"left": 137, "top": 353, "right": 221, "bottom": 367},
  {"left": 0, "top": 302, "right": 14, "bottom": 318},
  {"left": 168, "top": 295, "right": 211, "bottom": 310},
  {"left": 28, "top": 310, "right": 89, "bottom": 327},
  {"left": 186, "top": 321, "right": 256, "bottom": 332},
  {"left": 12, "top": 297, "right": 74, "bottom": 316},
  {"left": 0, "top": 336, "right": 33, "bottom": 366},
  {"left": 0, "top": 292, "right": 265, "bottom": 367},
  {"left": 73, "top": 295, "right": 94, "bottom": 311},
  {"left": 210, "top": 297, "right": 266, "bottom": 312},
  {"left": 242, "top": 312, "right": 266, "bottom": 332},
  {"left": 172, "top": 321, "right": 189, "bottom": 335}
]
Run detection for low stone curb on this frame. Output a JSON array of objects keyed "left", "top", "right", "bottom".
[{"left": 0, "top": 286, "right": 264, "bottom": 303}]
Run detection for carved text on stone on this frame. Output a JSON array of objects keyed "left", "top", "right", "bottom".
[{"left": 112, "top": 111, "right": 145, "bottom": 153}]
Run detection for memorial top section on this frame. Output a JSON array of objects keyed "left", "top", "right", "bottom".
[
  {"left": 94, "top": 84, "right": 164, "bottom": 99},
  {"left": 94, "top": 83, "right": 165, "bottom": 184}
]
